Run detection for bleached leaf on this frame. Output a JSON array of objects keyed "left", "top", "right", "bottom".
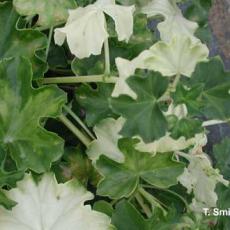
[
  {"left": 164, "top": 103, "right": 188, "bottom": 120},
  {"left": 112, "top": 50, "right": 153, "bottom": 98},
  {"left": 178, "top": 153, "right": 229, "bottom": 212},
  {"left": 0, "top": 174, "right": 111, "bottom": 230},
  {"left": 142, "top": 0, "right": 198, "bottom": 42},
  {"left": 87, "top": 117, "right": 125, "bottom": 163},
  {"left": 54, "top": 0, "right": 135, "bottom": 58},
  {"left": 145, "top": 36, "right": 209, "bottom": 77},
  {"left": 113, "top": 36, "right": 208, "bottom": 97},
  {"left": 135, "top": 133, "right": 206, "bottom": 154}
]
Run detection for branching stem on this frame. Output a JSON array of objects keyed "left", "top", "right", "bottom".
[
  {"left": 59, "top": 114, "right": 91, "bottom": 147},
  {"left": 135, "top": 193, "right": 152, "bottom": 218},
  {"left": 63, "top": 105, "right": 95, "bottom": 139}
]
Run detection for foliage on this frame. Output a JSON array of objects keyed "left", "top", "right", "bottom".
[{"left": 0, "top": 0, "right": 229, "bottom": 229}]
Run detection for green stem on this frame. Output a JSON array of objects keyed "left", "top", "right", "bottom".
[
  {"left": 63, "top": 105, "right": 95, "bottom": 140},
  {"left": 45, "top": 27, "right": 54, "bottom": 60},
  {"left": 135, "top": 193, "right": 152, "bottom": 218},
  {"left": 171, "top": 73, "right": 181, "bottom": 90},
  {"left": 42, "top": 75, "right": 118, "bottom": 84},
  {"left": 59, "top": 114, "right": 91, "bottom": 147},
  {"left": 104, "top": 38, "right": 111, "bottom": 76}
]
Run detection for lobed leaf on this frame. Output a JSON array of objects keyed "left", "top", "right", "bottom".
[{"left": 0, "top": 57, "right": 66, "bottom": 173}]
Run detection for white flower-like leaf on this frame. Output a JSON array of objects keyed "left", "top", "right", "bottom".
[
  {"left": 112, "top": 36, "right": 208, "bottom": 97},
  {"left": 54, "top": 0, "right": 135, "bottom": 58},
  {"left": 145, "top": 36, "right": 209, "bottom": 77},
  {"left": 0, "top": 174, "right": 111, "bottom": 230},
  {"left": 178, "top": 153, "right": 229, "bottom": 212},
  {"left": 87, "top": 117, "right": 125, "bottom": 163},
  {"left": 135, "top": 133, "right": 206, "bottom": 154},
  {"left": 112, "top": 50, "right": 152, "bottom": 98},
  {"left": 142, "top": 0, "right": 198, "bottom": 42}
]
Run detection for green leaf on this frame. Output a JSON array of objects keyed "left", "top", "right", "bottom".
[
  {"left": 112, "top": 200, "right": 149, "bottom": 230},
  {"left": 184, "top": 0, "right": 212, "bottom": 26},
  {"left": 94, "top": 200, "right": 114, "bottom": 218},
  {"left": 48, "top": 43, "right": 68, "bottom": 69},
  {"left": 96, "top": 138, "right": 184, "bottom": 199},
  {"left": 13, "top": 0, "right": 77, "bottom": 27},
  {"left": 189, "top": 57, "right": 230, "bottom": 120},
  {"left": 76, "top": 83, "right": 118, "bottom": 127},
  {"left": 172, "top": 83, "right": 203, "bottom": 115},
  {"left": 184, "top": 0, "right": 212, "bottom": 43},
  {"left": 0, "top": 2, "right": 47, "bottom": 78},
  {"left": 213, "top": 138, "right": 230, "bottom": 180},
  {"left": 52, "top": 147, "right": 97, "bottom": 186},
  {"left": 0, "top": 57, "right": 67, "bottom": 173},
  {"left": 0, "top": 190, "right": 17, "bottom": 210},
  {"left": 168, "top": 117, "right": 203, "bottom": 140},
  {"left": 0, "top": 147, "right": 24, "bottom": 187},
  {"left": 111, "top": 71, "right": 169, "bottom": 143},
  {"left": 71, "top": 55, "right": 104, "bottom": 76}
]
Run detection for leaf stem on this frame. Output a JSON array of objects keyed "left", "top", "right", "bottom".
[
  {"left": 158, "top": 73, "right": 181, "bottom": 102},
  {"left": 59, "top": 114, "right": 91, "bottom": 147},
  {"left": 45, "top": 27, "right": 54, "bottom": 60},
  {"left": 138, "top": 187, "right": 167, "bottom": 215},
  {"left": 172, "top": 73, "right": 181, "bottom": 91},
  {"left": 140, "top": 184, "right": 189, "bottom": 210},
  {"left": 63, "top": 105, "right": 95, "bottom": 139},
  {"left": 104, "top": 38, "right": 111, "bottom": 76},
  {"left": 42, "top": 75, "right": 118, "bottom": 84},
  {"left": 135, "top": 193, "right": 152, "bottom": 218}
]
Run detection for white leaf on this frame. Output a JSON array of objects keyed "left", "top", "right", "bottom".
[
  {"left": 102, "top": 4, "right": 135, "bottom": 42},
  {"left": 54, "top": 6, "right": 107, "bottom": 59},
  {"left": 178, "top": 153, "right": 229, "bottom": 212},
  {"left": 135, "top": 133, "right": 206, "bottom": 154},
  {"left": 0, "top": 174, "right": 111, "bottom": 230},
  {"left": 87, "top": 117, "right": 125, "bottom": 163},
  {"left": 54, "top": 0, "right": 135, "bottom": 58},
  {"left": 145, "top": 36, "right": 209, "bottom": 77},
  {"left": 112, "top": 50, "right": 153, "bottom": 98},
  {"left": 112, "top": 36, "right": 208, "bottom": 97},
  {"left": 142, "top": 0, "right": 198, "bottom": 42}
]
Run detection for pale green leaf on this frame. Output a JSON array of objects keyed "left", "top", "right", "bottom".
[
  {"left": 13, "top": 0, "right": 77, "bottom": 27},
  {"left": 0, "top": 2, "right": 47, "bottom": 78},
  {"left": 0, "top": 57, "right": 66, "bottom": 173}
]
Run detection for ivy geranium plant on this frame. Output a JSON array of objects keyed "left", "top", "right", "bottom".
[{"left": 0, "top": 0, "right": 229, "bottom": 229}]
